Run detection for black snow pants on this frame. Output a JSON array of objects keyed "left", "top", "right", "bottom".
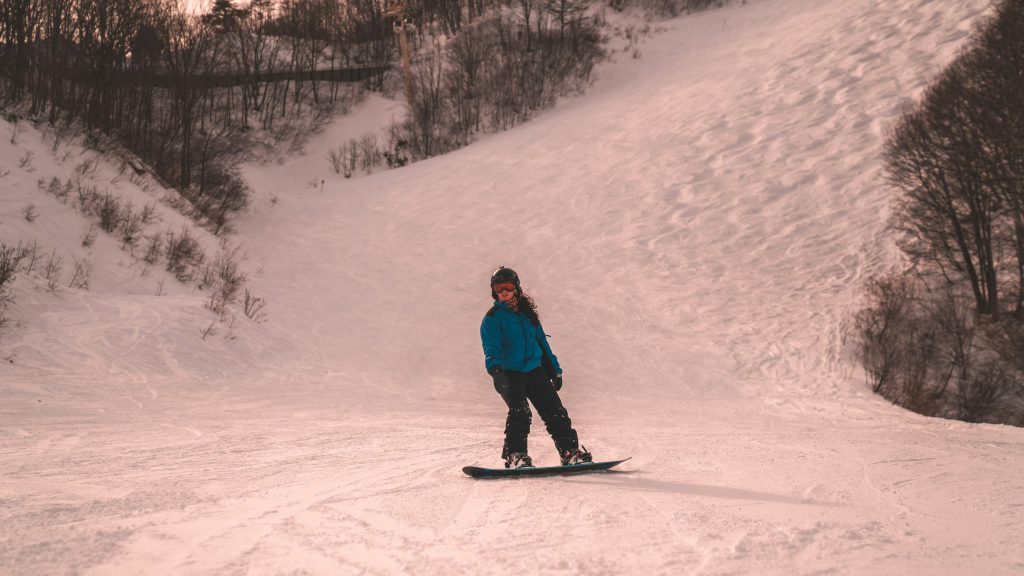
[{"left": 499, "top": 367, "right": 579, "bottom": 459}]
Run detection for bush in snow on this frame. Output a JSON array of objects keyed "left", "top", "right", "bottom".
[
  {"left": 853, "top": 273, "right": 1023, "bottom": 426},
  {"left": 0, "top": 243, "right": 25, "bottom": 329},
  {"left": 118, "top": 201, "right": 158, "bottom": 252},
  {"left": 327, "top": 134, "right": 385, "bottom": 177},
  {"left": 81, "top": 224, "right": 98, "bottom": 248},
  {"left": 359, "top": 134, "right": 382, "bottom": 171},
  {"left": 18, "top": 150, "right": 34, "bottom": 169},
  {"left": 96, "top": 192, "right": 123, "bottom": 234},
  {"left": 42, "top": 249, "right": 62, "bottom": 293},
  {"left": 43, "top": 176, "right": 69, "bottom": 203},
  {"left": 328, "top": 146, "right": 346, "bottom": 175},
  {"left": 26, "top": 168, "right": 263, "bottom": 326},
  {"left": 68, "top": 258, "right": 93, "bottom": 290},
  {"left": 21, "top": 203, "right": 38, "bottom": 222},
  {"left": 141, "top": 232, "right": 164, "bottom": 267},
  {"left": 200, "top": 246, "right": 248, "bottom": 318},
  {"left": 243, "top": 289, "right": 268, "bottom": 323},
  {"left": 165, "top": 227, "right": 206, "bottom": 283},
  {"left": 18, "top": 240, "right": 39, "bottom": 276},
  {"left": 384, "top": 137, "right": 409, "bottom": 168}
]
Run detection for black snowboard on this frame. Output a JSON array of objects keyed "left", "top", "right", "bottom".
[{"left": 462, "top": 457, "right": 630, "bottom": 479}]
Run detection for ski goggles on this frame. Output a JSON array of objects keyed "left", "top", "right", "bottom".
[{"left": 492, "top": 282, "right": 516, "bottom": 294}]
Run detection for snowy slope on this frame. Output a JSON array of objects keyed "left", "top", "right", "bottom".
[{"left": 4, "top": 0, "right": 1024, "bottom": 574}]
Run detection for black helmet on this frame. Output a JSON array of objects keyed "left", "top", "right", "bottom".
[{"left": 490, "top": 266, "right": 521, "bottom": 299}]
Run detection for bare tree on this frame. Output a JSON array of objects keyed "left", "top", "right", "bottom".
[
  {"left": 229, "top": 0, "right": 280, "bottom": 126},
  {"left": 963, "top": 2, "right": 1024, "bottom": 317},
  {"left": 857, "top": 0, "right": 1024, "bottom": 426},
  {"left": 886, "top": 70, "right": 1000, "bottom": 316}
]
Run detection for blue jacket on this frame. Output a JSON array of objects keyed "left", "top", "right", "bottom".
[{"left": 480, "top": 301, "right": 562, "bottom": 375}]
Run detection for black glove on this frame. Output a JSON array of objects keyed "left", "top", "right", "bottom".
[
  {"left": 552, "top": 373, "right": 563, "bottom": 391},
  {"left": 490, "top": 367, "right": 510, "bottom": 396}
]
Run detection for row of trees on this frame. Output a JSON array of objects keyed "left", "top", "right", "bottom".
[
  {"left": 854, "top": 0, "right": 1024, "bottom": 425},
  {"left": 392, "top": 0, "right": 725, "bottom": 161},
  {"left": 607, "top": 0, "right": 724, "bottom": 17},
  {"left": 399, "top": 4, "right": 604, "bottom": 159},
  {"left": 2, "top": 0, "right": 728, "bottom": 233},
  {"left": 887, "top": 1, "right": 1024, "bottom": 318},
  {"left": 0, "top": 0, "right": 394, "bottom": 233}
]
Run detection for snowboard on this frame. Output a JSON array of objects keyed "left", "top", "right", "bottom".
[{"left": 462, "top": 457, "right": 630, "bottom": 479}]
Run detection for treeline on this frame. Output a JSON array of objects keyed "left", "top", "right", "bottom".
[
  {"left": 394, "top": 5, "right": 601, "bottom": 160},
  {"left": 608, "top": 0, "right": 724, "bottom": 17},
  {"left": 854, "top": 0, "right": 1024, "bottom": 425},
  {"left": 393, "top": 0, "right": 729, "bottom": 159},
  {"left": 2, "top": 0, "right": 728, "bottom": 232},
  {"left": 0, "top": 0, "right": 394, "bottom": 233}
]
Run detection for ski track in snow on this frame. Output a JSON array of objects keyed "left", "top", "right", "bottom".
[
  {"left": 4, "top": 0, "right": 1024, "bottom": 574},
  {"left": 4, "top": 411, "right": 1024, "bottom": 574}
]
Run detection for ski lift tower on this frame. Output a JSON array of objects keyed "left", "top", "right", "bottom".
[{"left": 384, "top": 3, "right": 418, "bottom": 104}]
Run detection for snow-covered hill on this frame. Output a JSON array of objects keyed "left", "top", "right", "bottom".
[{"left": 4, "top": 0, "right": 1024, "bottom": 574}]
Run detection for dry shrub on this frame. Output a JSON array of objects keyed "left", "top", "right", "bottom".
[{"left": 853, "top": 273, "right": 1022, "bottom": 424}]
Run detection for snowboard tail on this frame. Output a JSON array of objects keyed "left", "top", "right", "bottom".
[{"left": 462, "top": 457, "right": 630, "bottom": 478}]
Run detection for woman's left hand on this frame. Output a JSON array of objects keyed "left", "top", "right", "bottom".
[{"left": 553, "top": 373, "right": 563, "bottom": 391}]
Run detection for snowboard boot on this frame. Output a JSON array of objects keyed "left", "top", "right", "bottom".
[
  {"left": 560, "top": 446, "right": 593, "bottom": 466},
  {"left": 504, "top": 452, "right": 534, "bottom": 469}
]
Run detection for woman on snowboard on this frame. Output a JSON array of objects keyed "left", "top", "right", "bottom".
[{"left": 480, "top": 266, "right": 593, "bottom": 469}]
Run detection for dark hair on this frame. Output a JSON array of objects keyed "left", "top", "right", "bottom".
[{"left": 519, "top": 292, "right": 541, "bottom": 326}]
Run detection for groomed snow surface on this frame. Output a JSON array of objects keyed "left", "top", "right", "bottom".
[{"left": 3, "top": 0, "right": 1024, "bottom": 574}]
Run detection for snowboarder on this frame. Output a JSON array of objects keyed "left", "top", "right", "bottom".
[{"left": 480, "top": 266, "right": 593, "bottom": 469}]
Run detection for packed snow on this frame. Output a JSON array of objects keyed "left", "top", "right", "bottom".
[{"left": 3, "top": 0, "right": 1024, "bottom": 574}]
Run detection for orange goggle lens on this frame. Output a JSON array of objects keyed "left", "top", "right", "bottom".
[{"left": 493, "top": 282, "right": 516, "bottom": 293}]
